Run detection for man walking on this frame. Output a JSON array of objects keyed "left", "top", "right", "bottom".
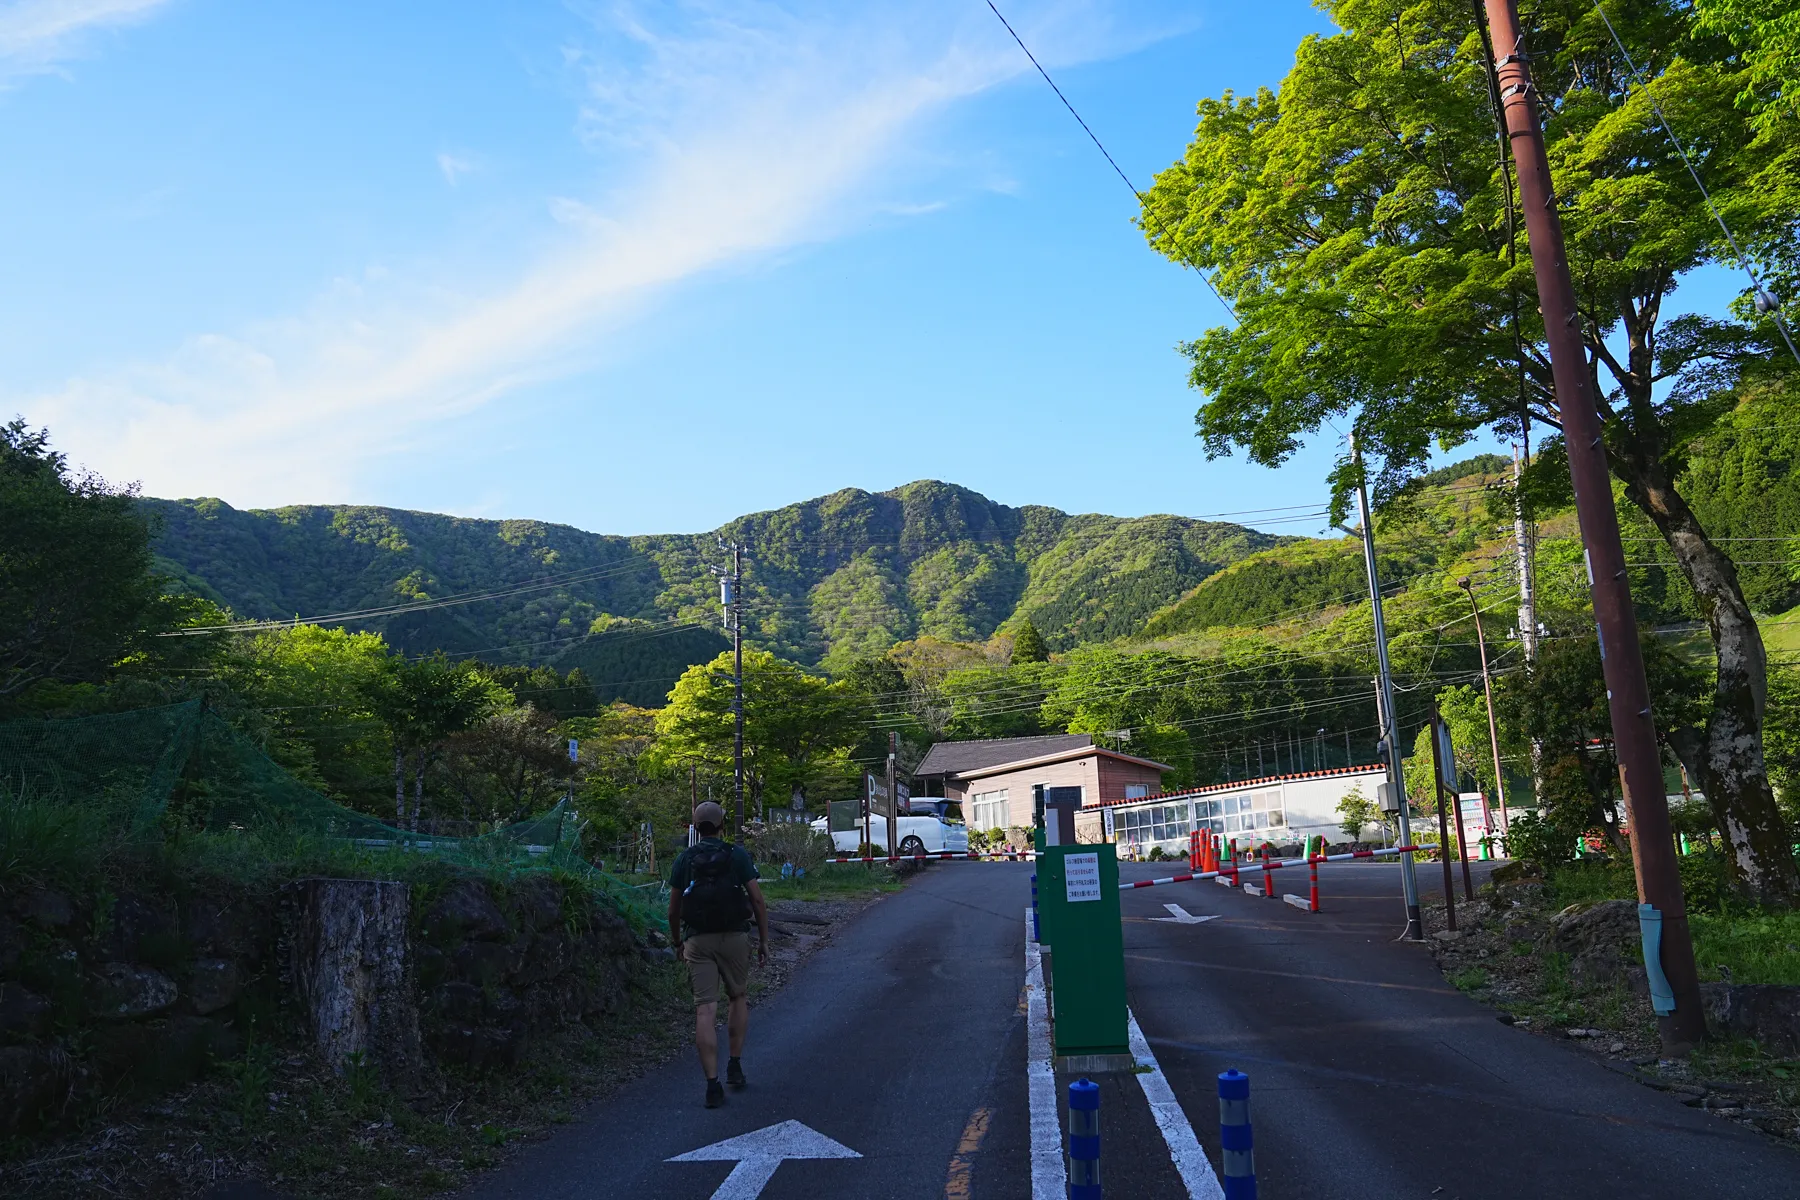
[{"left": 667, "top": 801, "right": 769, "bottom": 1108}]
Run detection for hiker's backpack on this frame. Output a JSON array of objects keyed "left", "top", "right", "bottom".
[{"left": 683, "top": 844, "right": 751, "bottom": 933}]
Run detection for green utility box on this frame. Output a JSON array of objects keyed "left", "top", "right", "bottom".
[{"left": 1036, "top": 842, "right": 1131, "bottom": 1071}]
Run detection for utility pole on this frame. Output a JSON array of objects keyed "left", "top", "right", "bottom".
[
  {"left": 1458, "top": 576, "right": 1511, "bottom": 834},
  {"left": 1481, "top": 0, "right": 1704, "bottom": 1049},
  {"left": 1352, "top": 436, "right": 1424, "bottom": 940},
  {"left": 717, "top": 542, "right": 747, "bottom": 841},
  {"left": 1512, "top": 446, "right": 1539, "bottom": 664},
  {"left": 886, "top": 731, "right": 900, "bottom": 860}
]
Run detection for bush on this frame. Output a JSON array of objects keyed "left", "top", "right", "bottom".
[
  {"left": 749, "top": 822, "right": 834, "bottom": 874},
  {"left": 1147, "top": 845, "right": 1167, "bottom": 861},
  {"left": 1502, "top": 809, "right": 1576, "bottom": 869},
  {"left": 1678, "top": 851, "right": 1732, "bottom": 915}
]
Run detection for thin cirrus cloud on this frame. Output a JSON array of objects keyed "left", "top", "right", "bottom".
[
  {"left": 0, "top": 0, "right": 169, "bottom": 79},
  {"left": 23, "top": 1, "right": 1154, "bottom": 506}
]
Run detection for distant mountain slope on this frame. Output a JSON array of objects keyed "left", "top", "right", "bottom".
[{"left": 143, "top": 481, "right": 1289, "bottom": 677}]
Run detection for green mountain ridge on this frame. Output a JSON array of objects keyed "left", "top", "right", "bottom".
[{"left": 144, "top": 481, "right": 1293, "bottom": 690}]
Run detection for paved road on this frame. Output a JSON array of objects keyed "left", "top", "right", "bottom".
[
  {"left": 469, "top": 858, "right": 1797, "bottom": 1199},
  {"left": 1119, "top": 857, "right": 1799, "bottom": 1199},
  {"left": 465, "top": 863, "right": 1038, "bottom": 1199}
]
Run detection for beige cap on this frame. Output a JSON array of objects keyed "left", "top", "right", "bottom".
[{"left": 693, "top": 801, "right": 726, "bottom": 829}]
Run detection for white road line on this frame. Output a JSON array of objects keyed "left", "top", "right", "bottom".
[
  {"left": 1128, "top": 1009, "right": 1226, "bottom": 1200},
  {"left": 1023, "top": 910, "right": 1065, "bottom": 1200}
]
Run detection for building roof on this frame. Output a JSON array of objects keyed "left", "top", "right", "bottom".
[
  {"left": 914, "top": 734, "right": 1173, "bottom": 781},
  {"left": 1094, "top": 761, "right": 1387, "bottom": 808},
  {"left": 914, "top": 734, "right": 1094, "bottom": 779}
]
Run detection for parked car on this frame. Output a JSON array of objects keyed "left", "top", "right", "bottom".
[{"left": 810, "top": 814, "right": 969, "bottom": 857}]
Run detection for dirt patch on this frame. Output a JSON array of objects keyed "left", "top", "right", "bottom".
[{"left": 1422, "top": 870, "right": 1800, "bottom": 1149}]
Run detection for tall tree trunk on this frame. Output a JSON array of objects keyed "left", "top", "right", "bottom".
[
  {"left": 411, "top": 753, "right": 426, "bottom": 833},
  {"left": 394, "top": 746, "right": 405, "bottom": 827},
  {"left": 1617, "top": 454, "right": 1800, "bottom": 905}
]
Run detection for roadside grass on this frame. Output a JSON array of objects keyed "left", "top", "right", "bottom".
[
  {"left": 1540, "top": 857, "right": 1800, "bottom": 986},
  {"left": 756, "top": 861, "right": 905, "bottom": 903}
]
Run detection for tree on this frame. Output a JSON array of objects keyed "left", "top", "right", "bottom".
[
  {"left": 473, "top": 663, "right": 598, "bottom": 719},
  {"left": 1495, "top": 631, "right": 1708, "bottom": 859},
  {"left": 0, "top": 420, "right": 175, "bottom": 703},
  {"left": 565, "top": 702, "right": 689, "bottom": 854},
  {"left": 373, "top": 656, "right": 504, "bottom": 829},
  {"left": 1139, "top": 0, "right": 1800, "bottom": 902},
  {"left": 1010, "top": 619, "right": 1050, "bottom": 664},
  {"left": 1694, "top": 0, "right": 1800, "bottom": 134},
  {"left": 1336, "top": 784, "right": 1379, "bottom": 843},
  {"left": 653, "top": 650, "right": 861, "bottom": 819},
  {"left": 438, "top": 706, "right": 578, "bottom": 826}
]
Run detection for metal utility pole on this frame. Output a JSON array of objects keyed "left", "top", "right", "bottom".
[
  {"left": 1481, "top": 0, "right": 1704, "bottom": 1049},
  {"left": 718, "top": 543, "right": 747, "bottom": 841},
  {"left": 1352, "top": 436, "right": 1424, "bottom": 940},
  {"left": 1429, "top": 702, "right": 1459, "bottom": 931},
  {"left": 885, "top": 731, "right": 900, "bottom": 860},
  {"left": 1458, "top": 576, "right": 1511, "bottom": 834}
]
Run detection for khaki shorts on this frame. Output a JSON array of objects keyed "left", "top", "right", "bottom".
[{"left": 683, "top": 931, "right": 751, "bottom": 1005}]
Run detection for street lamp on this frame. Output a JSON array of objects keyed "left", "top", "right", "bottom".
[{"left": 1458, "top": 576, "right": 1511, "bottom": 839}]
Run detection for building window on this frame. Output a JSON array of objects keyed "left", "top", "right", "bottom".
[
  {"left": 970, "top": 789, "right": 1010, "bottom": 831},
  {"left": 1124, "top": 783, "right": 1149, "bottom": 800},
  {"left": 1193, "top": 789, "right": 1284, "bottom": 838},
  {"left": 1115, "top": 802, "right": 1191, "bottom": 847}
]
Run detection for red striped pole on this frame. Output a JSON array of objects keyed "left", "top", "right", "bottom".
[
  {"left": 1309, "top": 855, "right": 1320, "bottom": 913},
  {"left": 1263, "top": 848, "right": 1276, "bottom": 899}
]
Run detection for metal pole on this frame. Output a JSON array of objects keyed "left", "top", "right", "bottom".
[
  {"left": 732, "top": 543, "right": 745, "bottom": 841},
  {"left": 1353, "top": 436, "right": 1423, "bottom": 939},
  {"left": 885, "top": 730, "right": 900, "bottom": 861},
  {"left": 1460, "top": 577, "right": 1512, "bottom": 834},
  {"left": 1512, "top": 447, "right": 1539, "bottom": 664},
  {"left": 1429, "top": 701, "right": 1458, "bottom": 931},
  {"left": 1481, "top": 0, "right": 1704, "bottom": 1050}
]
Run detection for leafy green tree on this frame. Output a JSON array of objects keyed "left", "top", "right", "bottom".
[
  {"left": 1694, "top": 0, "right": 1800, "bottom": 133},
  {"left": 225, "top": 625, "right": 395, "bottom": 804},
  {"left": 438, "top": 705, "right": 578, "bottom": 826},
  {"left": 1139, "top": 0, "right": 1800, "bottom": 902},
  {"left": 565, "top": 702, "right": 690, "bottom": 858},
  {"left": 474, "top": 663, "right": 598, "bottom": 719},
  {"left": 0, "top": 420, "right": 179, "bottom": 704},
  {"left": 1010, "top": 619, "right": 1049, "bottom": 664},
  {"left": 1336, "top": 784, "right": 1379, "bottom": 843},
  {"left": 1495, "top": 632, "right": 1707, "bottom": 858},
  {"left": 653, "top": 650, "right": 861, "bottom": 820},
  {"left": 374, "top": 656, "right": 505, "bottom": 829}
]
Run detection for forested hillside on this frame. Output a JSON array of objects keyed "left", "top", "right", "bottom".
[{"left": 144, "top": 480, "right": 1288, "bottom": 680}]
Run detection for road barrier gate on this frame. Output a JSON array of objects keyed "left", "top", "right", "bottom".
[{"left": 1036, "top": 842, "right": 1131, "bottom": 1070}]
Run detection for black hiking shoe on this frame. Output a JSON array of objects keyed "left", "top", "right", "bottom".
[
  {"left": 726, "top": 1059, "right": 747, "bottom": 1090},
  {"left": 705, "top": 1078, "right": 725, "bottom": 1108}
]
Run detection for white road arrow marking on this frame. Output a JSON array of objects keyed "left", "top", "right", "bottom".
[
  {"left": 667, "top": 1119, "right": 861, "bottom": 1199},
  {"left": 1150, "top": 903, "right": 1218, "bottom": 925}
]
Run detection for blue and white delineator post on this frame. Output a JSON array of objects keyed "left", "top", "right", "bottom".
[
  {"left": 1218, "top": 1070, "right": 1255, "bottom": 1199},
  {"left": 1067, "top": 1077, "right": 1101, "bottom": 1199}
]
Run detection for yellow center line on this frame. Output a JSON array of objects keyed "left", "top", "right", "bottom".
[{"left": 944, "top": 1105, "right": 992, "bottom": 1200}]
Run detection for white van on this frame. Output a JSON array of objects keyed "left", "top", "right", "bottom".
[{"left": 811, "top": 813, "right": 970, "bottom": 857}]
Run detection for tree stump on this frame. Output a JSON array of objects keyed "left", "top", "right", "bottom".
[{"left": 285, "top": 879, "right": 420, "bottom": 1079}]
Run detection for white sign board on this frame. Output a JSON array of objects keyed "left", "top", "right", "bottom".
[
  {"left": 1102, "top": 807, "right": 1115, "bottom": 839},
  {"left": 1064, "top": 852, "right": 1101, "bottom": 903}
]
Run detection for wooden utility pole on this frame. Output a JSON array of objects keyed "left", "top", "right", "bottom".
[
  {"left": 730, "top": 544, "right": 745, "bottom": 841},
  {"left": 1481, "top": 0, "right": 1705, "bottom": 1049},
  {"left": 1429, "top": 702, "right": 1459, "bottom": 931}
]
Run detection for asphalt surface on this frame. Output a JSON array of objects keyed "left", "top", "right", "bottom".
[
  {"left": 466, "top": 858, "right": 1800, "bottom": 1199},
  {"left": 1118, "top": 856, "right": 1800, "bottom": 1199}
]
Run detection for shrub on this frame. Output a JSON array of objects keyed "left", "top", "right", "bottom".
[
  {"left": 749, "top": 822, "right": 834, "bottom": 873},
  {"left": 1502, "top": 809, "right": 1576, "bottom": 869}
]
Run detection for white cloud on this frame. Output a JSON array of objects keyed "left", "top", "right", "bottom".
[
  {"left": 436, "top": 151, "right": 477, "bottom": 186},
  {"left": 19, "top": 1, "right": 1155, "bottom": 505},
  {"left": 0, "top": 0, "right": 169, "bottom": 79}
]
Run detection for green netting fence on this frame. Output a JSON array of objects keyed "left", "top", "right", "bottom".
[{"left": 0, "top": 699, "right": 663, "bottom": 929}]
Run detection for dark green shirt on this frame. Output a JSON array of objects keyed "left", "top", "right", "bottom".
[{"left": 669, "top": 837, "right": 759, "bottom": 936}]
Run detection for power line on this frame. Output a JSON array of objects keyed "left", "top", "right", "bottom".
[{"left": 981, "top": 0, "right": 1237, "bottom": 324}]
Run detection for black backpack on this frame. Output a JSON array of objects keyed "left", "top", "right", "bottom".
[{"left": 683, "top": 844, "right": 751, "bottom": 933}]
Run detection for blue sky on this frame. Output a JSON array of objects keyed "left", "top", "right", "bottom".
[{"left": 0, "top": 0, "right": 1739, "bottom": 538}]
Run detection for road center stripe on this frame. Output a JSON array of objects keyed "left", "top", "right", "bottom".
[
  {"left": 1128, "top": 1010, "right": 1226, "bottom": 1200},
  {"left": 943, "top": 1106, "right": 991, "bottom": 1199},
  {"left": 1023, "top": 910, "right": 1065, "bottom": 1200}
]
